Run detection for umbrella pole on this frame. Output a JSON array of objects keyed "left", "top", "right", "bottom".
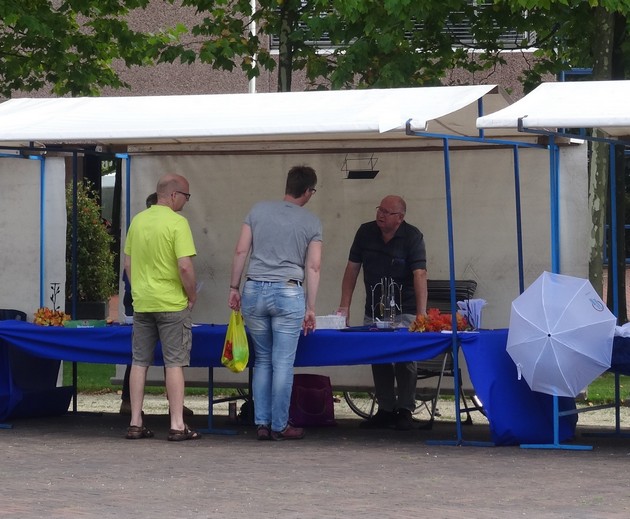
[{"left": 520, "top": 395, "right": 592, "bottom": 450}]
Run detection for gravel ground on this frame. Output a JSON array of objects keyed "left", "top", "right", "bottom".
[{"left": 75, "top": 391, "right": 630, "bottom": 428}]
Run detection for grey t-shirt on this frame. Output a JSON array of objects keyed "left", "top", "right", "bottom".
[{"left": 245, "top": 200, "right": 322, "bottom": 282}]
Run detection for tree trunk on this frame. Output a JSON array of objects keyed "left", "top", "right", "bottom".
[
  {"left": 610, "top": 13, "right": 628, "bottom": 323},
  {"left": 277, "top": 6, "right": 295, "bottom": 92},
  {"left": 589, "top": 8, "right": 622, "bottom": 316},
  {"left": 589, "top": 136, "right": 608, "bottom": 298}
]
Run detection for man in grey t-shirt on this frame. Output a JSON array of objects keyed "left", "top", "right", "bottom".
[{"left": 228, "top": 165, "right": 322, "bottom": 441}]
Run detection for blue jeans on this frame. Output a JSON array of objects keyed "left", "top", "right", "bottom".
[{"left": 241, "top": 280, "right": 305, "bottom": 432}]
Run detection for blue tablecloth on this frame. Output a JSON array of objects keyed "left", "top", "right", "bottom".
[
  {"left": 461, "top": 329, "right": 577, "bottom": 446},
  {"left": 0, "top": 320, "right": 454, "bottom": 421},
  {"left": 0, "top": 320, "right": 454, "bottom": 367},
  {"left": 0, "top": 321, "right": 584, "bottom": 446},
  {"left": 611, "top": 336, "right": 630, "bottom": 375}
]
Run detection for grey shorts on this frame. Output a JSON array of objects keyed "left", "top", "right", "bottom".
[{"left": 131, "top": 309, "right": 192, "bottom": 368}]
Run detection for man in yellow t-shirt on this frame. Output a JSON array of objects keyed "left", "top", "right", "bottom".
[{"left": 123, "top": 173, "right": 200, "bottom": 442}]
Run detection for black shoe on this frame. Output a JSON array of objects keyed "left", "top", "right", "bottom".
[
  {"left": 395, "top": 408, "right": 414, "bottom": 431},
  {"left": 359, "top": 409, "right": 396, "bottom": 429},
  {"left": 256, "top": 425, "right": 271, "bottom": 441}
]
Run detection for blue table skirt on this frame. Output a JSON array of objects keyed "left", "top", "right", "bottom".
[
  {"left": 461, "top": 329, "right": 577, "bottom": 446},
  {"left": 612, "top": 336, "right": 630, "bottom": 375},
  {"left": 0, "top": 321, "right": 590, "bottom": 446},
  {"left": 0, "top": 320, "right": 455, "bottom": 422}
]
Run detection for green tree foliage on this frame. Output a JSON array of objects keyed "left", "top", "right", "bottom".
[
  {"left": 171, "top": 0, "right": 534, "bottom": 91},
  {"left": 167, "top": 1, "right": 630, "bottom": 93},
  {"left": 491, "top": 1, "right": 630, "bottom": 90},
  {"left": 0, "top": 0, "right": 184, "bottom": 97}
]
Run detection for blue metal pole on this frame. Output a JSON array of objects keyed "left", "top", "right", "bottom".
[
  {"left": 115, "top": 153, "right": 132, "bottom": 231},
  {"left": 549, "top": 137, "right": 560, "bottom": 273},
  {"left": 477, "top": 98, "right": 484, "bottom": 139},
  {"left": 609, "top": 145, "right": 619, "bottom": 317},
  {"left": 443, "top": 137, "right": 463, "bottom": 444},
  {"left": 39, "top": 156, "right": 46, "bottom": 308},
  {"left": 512, "top": 146, "right": 525, "bottom": 294},
  {"left": 70, "top": 152, "right": 78, "bottom": 319}
]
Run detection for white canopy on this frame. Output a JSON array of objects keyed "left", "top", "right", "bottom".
[
  {"left": 476, "top": 80, "right": 630, "bottom": 139},
  {"left": 0, "top": 85, "right": 512, "bottom": 147}
]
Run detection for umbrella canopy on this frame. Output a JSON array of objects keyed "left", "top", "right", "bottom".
[{"left": 506, "top": 271, "right": 616, "bottom": 398}]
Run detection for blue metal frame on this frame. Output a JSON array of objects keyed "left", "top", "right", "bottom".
[
  {"left": 513, "top": 121, "right": 627, "bottom": 449},
  {"left": 406, "top": 112, "right": 548, "bottom": 447}
]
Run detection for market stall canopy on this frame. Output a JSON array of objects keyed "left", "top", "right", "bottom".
[
  {"left": 476, "top": 80, "right": 630, "bottom": 139},
  {"left": 0, "top": 85, "right": 515, "bottom": 148}
]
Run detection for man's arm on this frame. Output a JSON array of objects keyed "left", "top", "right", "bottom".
[
  {"left": 178, "top": 256, "right": 197, "bottom": 310},
  {"left": 303, "top": 240, "right": 322, "bottom": 333},
  {"left": 123, "top": 254, "right": 132, "bottom": 281},
  {"left": 413, "top": 268, "right": 428, "bottom": 319},
  {"left": 228, "top": 223, "right": 252, "bottom": 311},
  {"left": 338, "top": 260, "right": 361, "bottom": 324}
]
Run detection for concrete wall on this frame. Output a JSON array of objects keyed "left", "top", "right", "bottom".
[
  {"left": 121, "top": 145, "right": 589, "bottom": 329},
  {"left": 0, "top": 140, "right": 588, "bottom": 393},
  {"left": 0, "top": 156, "right": 66, "bottom": 315},
  {"left": 114, "top": 141, "right": 588, "bottom": 391}
]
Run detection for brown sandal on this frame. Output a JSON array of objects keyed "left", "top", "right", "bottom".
[
  {"left": 167, "top": 425, "right": 201, "bottom": 442},
  {"left": 126, "top": 425, "right": 154, "bottom": 440}
]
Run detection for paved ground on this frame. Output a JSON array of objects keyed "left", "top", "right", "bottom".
[{"left": 2, "top": 395, "right": 630, "bottom": 519}]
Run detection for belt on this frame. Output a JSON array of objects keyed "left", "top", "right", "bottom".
[{"left": 246, "top": 277, "right": 302, "bottom": 286}]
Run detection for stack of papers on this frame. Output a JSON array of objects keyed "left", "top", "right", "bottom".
[{"left": 316, "top": 315, "right": 346, "bottom": 329}]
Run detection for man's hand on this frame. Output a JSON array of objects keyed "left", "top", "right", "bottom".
[{"left": 303, "top": 309, "right": 316, "bottom": 335}]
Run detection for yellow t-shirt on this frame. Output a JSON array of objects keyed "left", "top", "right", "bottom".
[{"left": 124, "top": 205, "right": 196, "bottom": 312}]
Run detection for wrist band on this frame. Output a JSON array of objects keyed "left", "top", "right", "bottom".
[{"left": 229, "top": 285, "right": 240, "bottom": 290}]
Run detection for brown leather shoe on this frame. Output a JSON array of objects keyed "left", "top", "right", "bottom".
[{"left": 271, "top": 424, "right": 305, "bottom": 441}]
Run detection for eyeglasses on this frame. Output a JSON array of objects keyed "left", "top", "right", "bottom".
[
  {"left": 175, "top": 191, "right": 191, "bottom": 201},
  {"left": 308, "top": 188, "right": 317, "bottom": 194},
  {"left": 376, "top": 206, "right": 401, "bottom": 217}
]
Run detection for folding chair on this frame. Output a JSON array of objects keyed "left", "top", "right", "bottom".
[
  {"left": 416, "top": 278, "right": 483, "bottom": 429},
  {"left": 415, "top": 351, "right": 483, "bottom": 429}
]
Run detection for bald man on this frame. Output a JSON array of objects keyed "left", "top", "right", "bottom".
[{"left": 338, "top": 195, "right": 427, "bottom": 431}]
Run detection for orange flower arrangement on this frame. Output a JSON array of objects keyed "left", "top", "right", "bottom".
[
  {"left": 409, "top": 308, "right": 470, "bottom": 332},
  {"left": 34, "top": 307, "right": 71, "bottom": 327}
]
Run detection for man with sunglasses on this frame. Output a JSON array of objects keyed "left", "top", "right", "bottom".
[
  {"left": 338, "top": 195, "right": 427, "bottom": 430},
  {"left": 123, "top": 173, "right": 200, "bottom": 441}
]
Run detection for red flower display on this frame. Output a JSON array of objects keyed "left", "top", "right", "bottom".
[
  {"left": 409, "top": 308, "right": 469, "bottom": 332},
  {"left": 34, "top": 307, "right": 70, "bottom": 326}
]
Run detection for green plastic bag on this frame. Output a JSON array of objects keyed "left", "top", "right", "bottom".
[{"left": 221, "top": 310, "right": 249, "bottom": 373}]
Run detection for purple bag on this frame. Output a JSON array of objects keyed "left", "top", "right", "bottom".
[{"left": 289, "top": 374, "right": 337, "bottom": 427}]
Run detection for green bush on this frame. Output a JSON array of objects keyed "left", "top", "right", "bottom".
[{"left": 65, "top": 180, "right": 116, "bottom": 302}]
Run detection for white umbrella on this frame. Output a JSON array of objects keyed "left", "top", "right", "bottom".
[{"left": 507, "top": 271, "right": 616, "bottom": 398}]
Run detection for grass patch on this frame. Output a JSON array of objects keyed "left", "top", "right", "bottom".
[
  {"left": 584, "top": 372, "right": 630, "bottom": 404},
  {"left": 62, "top": 362, "right": 239, "bottom": 396}
]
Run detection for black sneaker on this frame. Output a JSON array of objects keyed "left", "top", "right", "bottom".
[
  {"left": 395, "top": 408, "right": 414, "bottom": 431},
  {"left": 359, "top": 409, "right": 396, "bottom": 429},
  {"left": 256, "top": 425, "right": 271, "bottom": 441}
]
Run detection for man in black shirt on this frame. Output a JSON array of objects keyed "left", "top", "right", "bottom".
[{"left": 338, "top": 195, "right": 427, "bottom": 430}]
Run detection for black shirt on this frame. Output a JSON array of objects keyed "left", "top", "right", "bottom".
[{"left": 349, "top": 221, "right": 427, "bottom": 317}]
